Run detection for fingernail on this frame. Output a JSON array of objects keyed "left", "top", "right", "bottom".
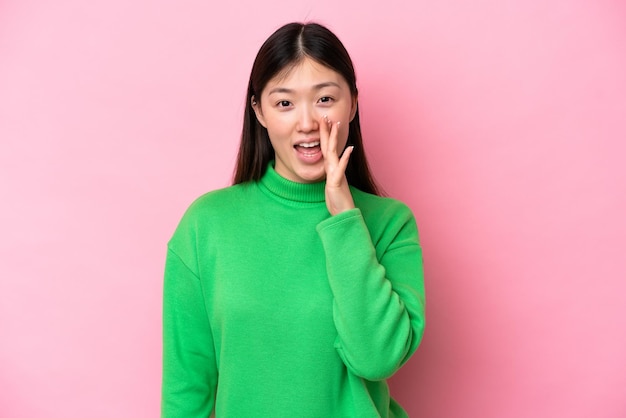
[{"left": 337, "top": 121, "right": 341, "bottom": 126}]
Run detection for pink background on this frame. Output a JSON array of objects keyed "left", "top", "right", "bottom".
[{"left": 1, "top": 0, "right": 625, "bottom": 416}]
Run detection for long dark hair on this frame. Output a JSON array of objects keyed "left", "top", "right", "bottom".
[{"left": 233, "top": 22, "right": 381, "bottom": 195}]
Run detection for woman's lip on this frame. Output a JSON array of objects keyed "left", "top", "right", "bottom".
[
  {"left": 294, "top": 138, "right": 320, "bottom": 146},
  {"left": 293, "top": 144, "right": 323, "bottom": 163}
]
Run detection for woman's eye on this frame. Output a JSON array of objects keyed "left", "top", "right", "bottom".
[
  {"left": 319, "top": 96, "right": 333, "bottom": 104},
  {"left": 277, "top": 100, "right": 292, "bottom": 108}
]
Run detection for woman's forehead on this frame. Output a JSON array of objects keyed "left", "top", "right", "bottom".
[{"left": 264, "top": 57, "right": 347, "bottom": 93}]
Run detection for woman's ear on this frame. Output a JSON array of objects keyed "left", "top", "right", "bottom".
[
  {"left": 251, "top": 96, "right": 267, "bottom": 128},
  {"left": 349, "top": 95, "right": 358, "bottom": 122}
]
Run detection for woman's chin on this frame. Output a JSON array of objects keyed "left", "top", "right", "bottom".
[
  {"left": 275, "top": 159, "right": 327, "bottom": 183},
  {"left": 297, "top": 170, "right": 326, "bottom": 183},
  {"left": 293, "top": 164, "right": 326, "bottom": 183}
]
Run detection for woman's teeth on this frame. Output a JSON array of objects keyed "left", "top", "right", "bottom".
[{"left": 297, "top": 141, "right": 320, "bottom": 148}]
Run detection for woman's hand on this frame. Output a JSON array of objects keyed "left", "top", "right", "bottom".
[{"left": 320, "top": 115, "right": 355, "bottom": 216}]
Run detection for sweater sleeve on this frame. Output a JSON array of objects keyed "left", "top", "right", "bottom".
[
  {"left": 162, "top": 248, "right": 217, "bottom": 417},
  {"left": 316, "top": 205, "right": 425, "bottom": 381}
]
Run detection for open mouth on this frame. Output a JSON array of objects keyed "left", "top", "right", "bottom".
[{"left": 294, "top": 141, "right": 321, "bottom": 156}]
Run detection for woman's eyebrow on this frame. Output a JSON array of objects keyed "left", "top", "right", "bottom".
[
  {"left": 312, "top": 82, "right": 341, "bottom": 90},
  {"left": 267, "top": 82, "right": 341, "bottom": 96}
]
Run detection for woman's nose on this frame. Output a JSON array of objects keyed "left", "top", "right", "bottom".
[{"left": 296, "top": 106, "right": 319, "bottom": 133}]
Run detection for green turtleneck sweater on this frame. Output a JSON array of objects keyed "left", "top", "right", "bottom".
[{"left": 162, "top": 163, "right": 425, "bottom": 417}]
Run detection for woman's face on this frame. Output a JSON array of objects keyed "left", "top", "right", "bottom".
[{"left": 252, "top": 57, "right": 357, "bottom": 183}]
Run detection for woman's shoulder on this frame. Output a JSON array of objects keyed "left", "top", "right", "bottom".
[
  {"left": 173, "top": 183, "right": 255, "bottom": 230},
  {"left": 187, "top": 183, "right": 250, "bottom": 212},
  {"left": 351, "top": 189, "right": 420, "bottom": 245},
  {"left": 351, "top": 188, "right": 414, "bottom": 221}
]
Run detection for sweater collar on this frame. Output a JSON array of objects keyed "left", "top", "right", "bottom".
[{"left": 258, "top": 162, "right": 326, "bottom": 204}]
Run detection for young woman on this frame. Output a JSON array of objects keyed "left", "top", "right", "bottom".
[{"left": 162, "top": 22, "right": 425, "bottom": 417}]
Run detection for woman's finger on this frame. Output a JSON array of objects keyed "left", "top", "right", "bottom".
[
  {"left": 319, "top": 115, "right": 328, "bottom": 156},
  {"left": 336, "top": 144, "right": 354, "bottom": 177},
  {"left": 320, "top": 115, "right": 335, "bottom": 161},
  {"left": 326, "top": 116, "right": 338, "bottom": 162}
]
